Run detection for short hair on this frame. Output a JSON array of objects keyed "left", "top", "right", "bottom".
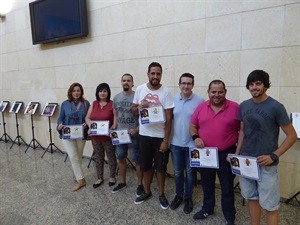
[
  {"left": 179, "top": 73, "right": 194, "bottom": 85},
  {"left": 121, "top": 73, "right": 133, "bottom": 81},
  {"left": 95, "top": 83, "right": 111, "bottom": 102},
  {"left": 148, "top": 62, "right": 162, "bottom": 73},
  {"left": 246, "top": 70, "right": 270, "bottom": 89},
  {"left": 121, "top": 73, "right": 134, "bottom": 87},
  {"left": 208, "top": 79, "right": 226, "bottom": 91},
  {"left": 67, "top": 83, "right": 85, "bottom": 102}
]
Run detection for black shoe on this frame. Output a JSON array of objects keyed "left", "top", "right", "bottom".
[
  {"left": 111, "top": 183, "right": 126, "bottom": 193},
  {"left": 170, "top": 195, "right": 183, "bottom": 210},
  {"left": 93, "top": 180, "right": 104, "bottom": 188},
  {"left": 108, "top": 181, "right": 116, "bottom": 186},
  {"left": 159, "top": 194, "right": 169, "bottom": 209},
  {"left": 136, "top": 185, "right": 144, "bottom": 197},
  {"left": 193, "top": 210, "right": 213, "bottom": 220},
  {"left": 134, "top": 191, "right": 152, "bottom": 204},
  {"left": 183, "top": 199, "right": 193, "bottom": 214}
]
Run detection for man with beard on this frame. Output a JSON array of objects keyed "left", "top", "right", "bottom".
[
  {"left": 132, "top": 62, "right": 174, "bottom": 209},
  {"left": 235, "top": 70, "right": 297, "bottom": 225},
  {"left": 190, "top": 80, "right": 239, "bottom": 225},
  {"left": 112, "top": 74, "right": 143, "bottom": 196}
]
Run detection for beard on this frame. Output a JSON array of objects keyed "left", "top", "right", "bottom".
[
  {"left": 149, "top": 79, "right": 160, "bottom": 87},
  {"left": 123, "top": 85, "right": 129, "bottom": 91}
]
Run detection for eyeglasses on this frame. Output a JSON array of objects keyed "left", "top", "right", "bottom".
[{"left": 180, "top": 82, "right": 193, "bottom": 86}]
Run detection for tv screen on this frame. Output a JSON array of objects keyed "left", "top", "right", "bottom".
[{"left": 29, "top": 0, "right": 88, "bottom": 45}]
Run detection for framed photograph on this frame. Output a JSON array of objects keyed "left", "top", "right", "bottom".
[
  {"left": 228, "top": 154, "right": 261, "bottom": 181},
  {"left": 9, "top": 101, "right": 23, "bottom": 114},
  {"left": 111, "top": 129, "right": 132, "bottom": 145},
  {"left": 140, "top": 105, "right": 165, "bottom": 125},
  {"left": 89, "top": 120, "right": 110, "bottom": 136},
  {"left": 41, "top": 103, "right": 58, "bottom": 117},
  {"left": 24, "top": 102, "right": 39, "bottom": 115},
  {"left": 189, "top": 147, "right": 219, "bottom": 169},
  {"left": 62, "top": 125, "right": 84, "bottom": 140},
  {"left": 0, "top": 101, "right": 9, "bottom": 113}
]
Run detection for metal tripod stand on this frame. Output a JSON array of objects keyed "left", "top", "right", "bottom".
[
  {"left": 25, "top": 115, "right": 45, "bottom": 153},
  {"left": 41, "top": 116, "right": 64, "bottom": 158}
]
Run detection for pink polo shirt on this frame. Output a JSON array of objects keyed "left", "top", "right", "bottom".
[{"left": 191, "top": 99, "right": 239, "bottom": 151}]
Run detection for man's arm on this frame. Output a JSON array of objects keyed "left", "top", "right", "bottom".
[
  {"left": 111, "top": 108, "right": 118, "bottom": 130},
  {"left": 257, "top": 123, "right": 297, "bottom": 166},
  {"left": 189, "top": 123, "right": 204, "bottom": 148},
  {"left": 132, "top": 103, "right": 139, "bottom": 116},
  {"left": 235, "top": 121, "right": 244, "bottom": 155},
  {"left": 160, "top": 108, "right": 173, "bottom": 152}
]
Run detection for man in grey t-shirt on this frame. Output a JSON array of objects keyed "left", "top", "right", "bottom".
[
  {"left": 112, "top": 74, "right": 143, "bottom": 196},
  {"left": 235, "top": 70, "right": 297, "bottom": 225}
]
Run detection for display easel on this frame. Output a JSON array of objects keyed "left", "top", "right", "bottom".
[
  {"left": 0, "top": 101, "right": 13, "bottom": 143},
  {"left": 40, "top": 103, "right": 64, "bottom": 158},
  {"left": 287, "top": 113, "right": 300, "bottom": 205},
  {"left": 285, "top": 191, "right": 300, "bottom": 205},
  {"left": 24, "top": 102, "right": 45, "bottom": 153},
  {"left": 9, "top": 101, "right": 29, "bottom": 149},
  {"left": 116, "top": 157, "right": 136, "bottom": 175}
]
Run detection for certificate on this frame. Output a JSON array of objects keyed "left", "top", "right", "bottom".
[
  {"left": 89, "top": 120, "right": 109, "bottom": 135},
  {"left": 228, "top": 154, "right": 261, "bottom": 181},
  {"left": 111, "top": 129, "right": 132, "bottom": 145},
  {"left": 140, "top": 105, "right": 165, "bottom": 125},
  {"left": 62, "top": 125, "right": 83, "bottom": 140},
  {"left": 189, "top": 147, "right": 219, "bottom": 168}
]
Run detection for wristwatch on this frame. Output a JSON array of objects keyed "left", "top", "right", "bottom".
[{"left": 270, "top": 153, "right": 279, "bottom": 162}]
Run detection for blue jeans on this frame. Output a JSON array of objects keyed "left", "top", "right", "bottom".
[
  {"left": 170, "top": 144, "right": 195, "bottom": 199},
  {"left": 198, "top": 146, "right": 236, "bottom": 222}
]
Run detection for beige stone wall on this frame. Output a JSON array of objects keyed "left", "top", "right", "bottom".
[{"left": 0, "top": 0, "right": 299, "bottom": 198}]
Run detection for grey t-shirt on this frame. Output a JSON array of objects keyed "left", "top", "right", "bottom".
[
  {"left": 239, "top": 97, "right": 290, "bottom": 157},
  {"left": 113, "top": 91, "right": 139, "bottom": 135}
]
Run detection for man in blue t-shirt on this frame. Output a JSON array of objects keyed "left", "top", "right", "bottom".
[{"left": 235, "top": 70, "right": 297, "bottom": 225}]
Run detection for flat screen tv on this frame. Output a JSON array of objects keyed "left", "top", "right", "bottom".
[{"left": 29, "top": 0, "right": 88, "bottom": 45}]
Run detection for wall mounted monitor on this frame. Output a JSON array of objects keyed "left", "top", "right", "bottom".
[
  {"left": 41, "top": 103, "right": 57, "bottom": 117},
  {"left": 24, "top": 102, "right": 39, "bottom": 115},
  {"left": 9, "top": 101, "right": 23, "bottom": 114},
  {"left": 0, "top": 101, "right": 9, "bottom": 113},
  {"left": 29, "top": 0, "right": 88, "bottom": 45}
]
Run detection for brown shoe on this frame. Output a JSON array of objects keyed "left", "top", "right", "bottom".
[{"left": 72, "top": 178, "right": 86, "bottom": 192}]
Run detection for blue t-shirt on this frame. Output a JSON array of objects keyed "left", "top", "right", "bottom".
[{"left": 171, "top": 93, "right": 204, "bottom": 147}]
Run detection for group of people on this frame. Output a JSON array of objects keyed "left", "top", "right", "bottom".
[{"left": 56, "top": 62, "right": 297, "bottom": 225}]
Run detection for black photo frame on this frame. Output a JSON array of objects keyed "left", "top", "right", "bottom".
[
  {"left": 41, "top": 103, "right": 58, "bottom": 117},
  {"left": 9, "top": 101, "right": 23, "bottom": 114},
  {"left": 0, "top": 101, "right": 9, "bottom": 113},
  {"left": 24, "top": 102, "right": 39, "bottom": 115}
]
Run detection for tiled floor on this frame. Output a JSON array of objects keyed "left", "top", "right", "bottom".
[{"left": 0, "top": 141, "right": 299, "bottom": 225}]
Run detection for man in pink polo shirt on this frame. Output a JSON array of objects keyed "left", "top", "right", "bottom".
[{"left": 190, "top": 80, "right": 239, "bottom": 225}]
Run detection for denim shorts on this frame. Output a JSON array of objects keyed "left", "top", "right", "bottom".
[
  {"left": 238, "top": 165, "right": 280, "bottom": 211},
  {"left": 115, "top": 136, "right": 140, "bottom": 163}
]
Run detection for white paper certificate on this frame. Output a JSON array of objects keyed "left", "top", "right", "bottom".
[
  {"left": 140, "top": 105, "right": 165, "bottom": 125},
  {"left": 190, "top": 147, "right": 219, "bottom": 168},
  {"left": 111, "top": 129, "right": 132, "bottom": 145},
  {"left": 228, "top": 154, "right": 261, "bottom": 181},
  {"left": 89, "top": 120, "right": 109, "bottom": 136},
  {"left": 62, "top": 125, "right": 83, "bottom": 140}
]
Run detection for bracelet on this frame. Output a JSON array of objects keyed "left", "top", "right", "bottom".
[
  {"left": 192, "top": 134, "right": 199, "bottom": 141},
  {"left": 163, "top": 140, "right": 169, "bottom": 143}
]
